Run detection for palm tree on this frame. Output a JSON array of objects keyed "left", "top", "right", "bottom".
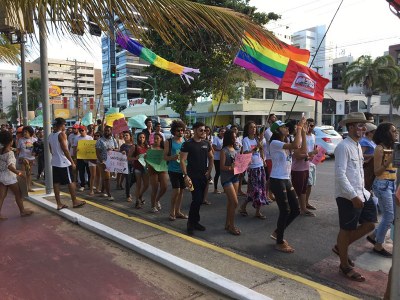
[
  {"left": 342, "top": 55, "right": 398, "bottom": 113},
  {"left": 27, "top": 77, "right": 42, "bottom": 111},
  {"left": 0, "top": 34, "right": 20, "bottom": 65},
  {"left": 3, "top": 0, "right": 277, "bottom": 48}
]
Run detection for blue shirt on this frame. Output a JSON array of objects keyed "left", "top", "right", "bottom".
[
  {"left": 359, "top": 137, "right": 376, "bottom": 155},
  {"left": 168, "top": 138, "right": 183, "bottom": 173}
]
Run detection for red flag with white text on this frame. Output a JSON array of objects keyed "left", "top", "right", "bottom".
[{"left": 278, "top": 60, "right": 329, "bottom": 102}]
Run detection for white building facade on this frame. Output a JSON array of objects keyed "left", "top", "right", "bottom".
[{"left": 0, "top": 69, "right": 18, "bottom": 114}]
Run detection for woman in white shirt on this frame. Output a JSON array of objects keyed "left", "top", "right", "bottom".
[
  {"left": 16, "top": 126, "right": 37, "bottom": 192},
  {"left": 269, "top": 117, "right": 306, "bottom": 253},
  {"left": 239, "top": 121, "right": 268, "bottom": 219}
]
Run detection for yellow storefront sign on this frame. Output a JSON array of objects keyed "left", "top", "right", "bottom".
[{"left": 54, "top": 109, "right": 70, "bottom": 119}]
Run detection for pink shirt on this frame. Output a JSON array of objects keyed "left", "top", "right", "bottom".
[{"left": 291, "top": 156, "right": 309, "bottom": 172}]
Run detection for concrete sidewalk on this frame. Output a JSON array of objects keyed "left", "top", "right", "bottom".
[{"left": 22, "top": 186, "right": 359, "bottom": 300}]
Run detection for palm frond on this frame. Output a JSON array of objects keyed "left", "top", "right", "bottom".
[
  {"left": 0, "top": 34, "right": 20, "bottom": 65},
  {"left": 4, "top": 0, "right": 277, "bottom": 49}
]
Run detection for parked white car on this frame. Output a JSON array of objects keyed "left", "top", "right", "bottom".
[{"left": 313, "top": 126, "right": 343, "bottom": 156}]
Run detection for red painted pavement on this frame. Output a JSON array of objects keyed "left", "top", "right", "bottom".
[{"left": 0, "top": 193, "right": 170, "bottom": 300}]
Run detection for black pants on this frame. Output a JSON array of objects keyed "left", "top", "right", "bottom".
[
  {"left": 269, "top": 178, "right": 300, "bottom": 244},
  {"left": 77, "top": 159, "right": 90, "bottom": 188},
  {"left": 214, "top": 160, "right": 220, "bottom": 190},
  {"left": 188, "top": 176, "right": 208, "bottom": 225},
  {"left": 125, "top": 164, "right": 136, "bottom": 198},
  {"left": 37, "top": 154, "right": 44, "bottom": 177}
]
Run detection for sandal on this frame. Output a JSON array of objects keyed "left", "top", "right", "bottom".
[
  {"left": 226, "top": 226, "right": 241, "bottom": 236},
  {"left": 301, "top": 210, "right": 316, "bottom": 217},
  {"left": 176, "top": 212, "right": 188, "bottom": 219},
  {"left": 169, "top": 214, "right": 176, "bottom": 221},
  {"left": 57, "top": 204, "right": 68, "bottom": 211},
  {"left": 20, "top": 209, "right": 34, "bottom": 217},
  {"left": 135, "top": 201, "right": 142, "bottom": 209},
  {"left": 126, "top": 197, "right": 133, "bottom": 202},
  {"left": 239, "top": 207, "right": 248, "bottom": 216},
  {"left": 332, "top": 245, "right": 355, "bottom": 267},
  {"left": 306, "top": 204, "right": 316, "bottom": 210},
  {"left": 202, "top": 200, "right": 211, "bottom": 205},
  {"left": 339, "top": 265, "right": 365, "bottom": 282},
  {"left": 275, "top": 243, "right": 295, "bottom": 253},
  {"left": 255, "top": 214, "right": 267, "bottom": 220}
]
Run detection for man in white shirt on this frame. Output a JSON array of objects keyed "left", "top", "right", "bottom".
[
  {"left": 305, "top": 118, "right": 318, "bottom": 210},
  {"left": 333, "top": 112, "right": 377, "bottom": 282},
  {"left": 73, "top": 125, "right": 93, "bottom": 191}
]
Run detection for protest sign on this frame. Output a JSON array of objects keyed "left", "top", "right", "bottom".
[
  {"left": 77, "top": 140, "right": 97, "bottom": 159},
  {"left": 112, "top": 118, "right": 129, "bottom": 135},
  {"left": 105, "top": 151, "right": 128, "bottom": 174},
  {"left": 138, "top": 154, "right": 147, "bottom": 168},
  {"left": 105, "top": 113, "right": 125, "bottom": 127},
  {"left": 145, "top": 149, "right": 168, "bottom": 172},
  {"left": 233, "top": 153, "right": 252, "bottom": 175},
  {"left": 311, "top": 145, "right": 326, "bottom": 165}
]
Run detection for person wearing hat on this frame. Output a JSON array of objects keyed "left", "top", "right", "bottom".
[
  {"left": 73, "top": 125, "right": 93, "bottom": 192},
  {"left": 360, "top": 123, "right": 377, "bottom": 192},
  {"left": 48, "top": 118, "right": 86, "bottom": 210},
  {"left": 333, "top": 112, "right": 377, "bottom": 282},
  {"left": 268, "top": 117, "right": 306, "bottom": 253}
]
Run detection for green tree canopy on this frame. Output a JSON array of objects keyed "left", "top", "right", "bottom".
[{"left": 139, "top": 0, "right": 279, "bottom": 119}]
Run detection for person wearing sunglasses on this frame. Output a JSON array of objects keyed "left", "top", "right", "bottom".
[
  {"left": 180, "top": 122, "right": 214, "bottom": 235},
  {"left": 73, "top": 125, "right": 93, "bottom": 192},
  {"left": 333, "top": 112, "right": 377, "bottom": 282}
]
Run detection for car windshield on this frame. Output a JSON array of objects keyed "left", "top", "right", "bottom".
[
  {"left": 321, "top": 129, "right": 340, "bottom": 136},
  {"left": 160, "top": 118, "right": 179, "bottom": 128}
]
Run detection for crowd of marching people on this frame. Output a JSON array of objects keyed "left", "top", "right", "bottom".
[
  {"left": 0, "top": 115, "right": 322, "bottom": 244},
  {"left": 0, "top": 112, "right": 397, "bottom": 282}
]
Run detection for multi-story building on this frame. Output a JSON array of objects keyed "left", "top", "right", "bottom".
[
  {"left": 101, "top": 29, "right": 151, "bottom": 111},
  {"left": 0, "top": 69, "right": 18, "bottom": 114},
  {"left": 291, "top": 25, "right": 334, "bottom": 88},
  {"left": 25, "top": 58, "right": 102, "bottom": 119}
]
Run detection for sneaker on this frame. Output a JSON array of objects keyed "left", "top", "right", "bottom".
[
  {"left": 194, "top": 223, "right": 206, "bottom": 231},
  {"left": 102, "top": 193, "right": 108, "bottom": 197},
  {"left": 151, "top": 207, "right": 159, "bottom": 213},
  {"left": 78, "top": 187, "right": 85, "bottom": 192},
  {"left": 209, "top": 179, "right": 214, "bottom": 185},
  {"left": 108, "top": 196, "right": 114, "bottom": 201},
  {"left": 156, "top": 201, "right": 161, "bottom": 210}
]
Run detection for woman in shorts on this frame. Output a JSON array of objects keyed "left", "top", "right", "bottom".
[
  {"left": 131, "top": 132, "right": 149, "bottom": 209},
  {"left": 220, "top": 130, "right": 240, "bottom": 235}
]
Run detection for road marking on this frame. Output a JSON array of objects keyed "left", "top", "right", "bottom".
[{"left": 30, "top": 183, "right": 357, "bottom": 300}]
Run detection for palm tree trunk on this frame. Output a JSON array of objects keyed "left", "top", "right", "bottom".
[{"left": 389, "top": 96, "right": 393, "bottom": 122}]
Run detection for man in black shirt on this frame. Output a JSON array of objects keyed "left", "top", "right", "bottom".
[
  {"left": 142, "top": 117, "right": 153, "bottom": 142},
  {"left": 180, "top": 122, "right": 214, "bottom": 235}
]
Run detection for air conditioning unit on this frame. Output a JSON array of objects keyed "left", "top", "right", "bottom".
[{"left": 0, "top": 6, "right": 33, "bottom": 33}]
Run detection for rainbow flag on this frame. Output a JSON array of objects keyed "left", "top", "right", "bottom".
[
  {"left": 233, "top": 33, "right": 310, "bottom": 85},
  {"left": 116, "top": 34, "right": 200, "bottom": 84}
]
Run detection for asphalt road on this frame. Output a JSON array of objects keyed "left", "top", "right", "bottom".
[{"left": 56, "top": 158, "right": 390, "bottom": 299}]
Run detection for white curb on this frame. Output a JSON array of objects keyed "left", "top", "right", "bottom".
[{"left": 28, "top": 194, "right": 272, "bottom": 300}]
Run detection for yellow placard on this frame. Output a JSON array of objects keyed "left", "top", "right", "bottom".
[
  {"left": 49, "top": 85, "right": 62, "bottom": 97},
  {"left": 105, "top": 113, "right": 125, "bottom": 127},
  {"left": 77, "top": 140, "right": 97, "bottom": 159},
  {"left": 54, "top": 109, "right": 70, "bottom": 119}
]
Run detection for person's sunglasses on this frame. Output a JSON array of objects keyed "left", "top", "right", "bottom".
[
  {"left": 176, "top": 129, "right": 184, "bottom": 132},
  {"left": 309, "top": 124, "right": 315, "bottom": 128},
  {"left": 79, "top": 129, "right": 84, "bottom": 132}
]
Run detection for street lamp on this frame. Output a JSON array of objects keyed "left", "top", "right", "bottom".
[{"left": 127, "top": 75, "right": 157, "bottom": 116}]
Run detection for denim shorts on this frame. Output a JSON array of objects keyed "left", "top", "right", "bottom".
[
  {"left": 336, "top": 196, "right": 377, "bottom": 230},
  {"left": 222, "top": 175, "right": 239, "bottom": 187}
]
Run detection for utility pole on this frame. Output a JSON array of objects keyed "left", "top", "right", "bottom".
[
  {"left": 20, "top": 33, "right": 28, "bottom": 126},
  {"left": 109, "top": 13, "right": 117, "bottom": 108},
  {"left": 313, "top": 66, "right": 323, "bottom": 124},
  {"left": 39, "top": 6, "right": 52, "bottom": 194},
  {"left": 74, "top": 59, "right": 79, "bottom": 121}
]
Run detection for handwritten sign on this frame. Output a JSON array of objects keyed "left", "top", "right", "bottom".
[
  {"left": 112, "top": 118, "right": 129, "bottom": 135},
  {"left": 145, "top": 149, "right": 168, "bottom": 172},
  {"left": 105, "top": 113, "right": 125, "bottom": 127},
  {"left": 105, "top": 150, "right": 128, "bottom": 174},
  {"left": 233, "top": 153, "right": 252, "bottom": 175},
  {"left": 311, "top": 145, "right": 326, "bottom": 165},
  {"left": 77, "top": 140, "right": 97, "bottom": 159}
]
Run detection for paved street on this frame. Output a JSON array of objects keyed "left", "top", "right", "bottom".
[
  {"left": 27, "top": 158, "right": 391, "bottom": 299},
  {"left": 0, "top": 192, "right": 227, "bottom": 300}
]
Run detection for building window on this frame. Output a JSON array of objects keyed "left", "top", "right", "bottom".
[{"left": 265, "top": 89, "right": 282, "bottom": 100}]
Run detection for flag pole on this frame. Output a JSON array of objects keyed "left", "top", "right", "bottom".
[{"left": 286, "top": 0, "right": 344, "bottom": 122}]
